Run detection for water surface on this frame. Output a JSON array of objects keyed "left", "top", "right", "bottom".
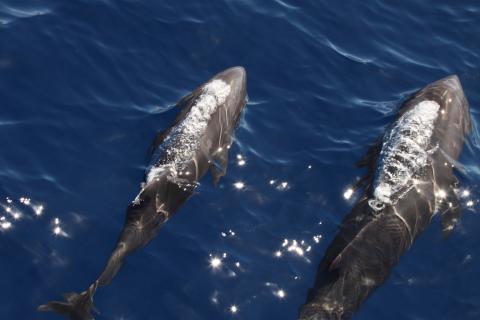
[{"left": 1, "top": 1, "right": 479, "bottom": 319}]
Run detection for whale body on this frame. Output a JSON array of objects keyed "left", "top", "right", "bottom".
[
  {"left": 299, "top": 75, "right": 471, "bottom": 320},
  {"left": 39, "top": 66, "right": 248, "bottom": 320}
]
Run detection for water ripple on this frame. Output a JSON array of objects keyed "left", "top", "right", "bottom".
[{"left": 0, "top": 1, "right": 479, "bottom": 319}]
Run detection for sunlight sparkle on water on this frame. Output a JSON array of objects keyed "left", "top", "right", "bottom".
[
  {"left": 287, "top": 240, "right": 304, "bottom": 256},
  {"left": 276, "top": 181, "right": 289, "bottom": 191},
  {"left": 19, "top": 197, "right": 31, "bottom": 205},
  {"left": 343, "top": 188, "right": 354, "bottom": 200},
  {"left": 230, "top": 305, "right": 238, "bottom": 314},
  {"left": 462, "top": 190, "right": 470, "bottom": 197},
  {"left": 236, "top": 154, "right": 246, "bottom": 166},
  {"left": 233, "top": 181, "right": 245, "bottom": 190},
  {"left": 1, "top": 221, "right": 12, "bottom": 230},
  {"left": 467, "top": 200, "right": 474, "bottom": 207},
  {"left": 33, "top": 205, "right": 44, "bottom": 216},
  {"left": 52, "top": 217, "right": 68, "bottom": 237},
  {"left": 1, "top": 196, "right": 49, "bottom": 232},
  {"left": 276, "top": 289, "right": 286, "bottom": 299},
  {"left": 277, "top": 237, "right": 321, "bottom": 259},
  {"left": 19, "top": 197, "right": 44, "bottom": 216},
  {"left": 222, "top": 229, "right": 236, "bottom": 237},
  {"left": 210, "top": 256, "right": 222, "bottom": 269}
]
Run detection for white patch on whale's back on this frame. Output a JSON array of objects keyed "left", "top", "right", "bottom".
[
  {"left": 146, "top": 79, "right": 231, "bottom": 184},
  {"left": 371, "top": 100, "right": 440, "bottom": 207}
]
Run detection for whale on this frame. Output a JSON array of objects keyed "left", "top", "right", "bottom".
[
  {"left": 39, "top": 66, "right": 248, "bottom": 320},
  {"left": 299, "top": 75, "right": 471, "bottom": 320}
]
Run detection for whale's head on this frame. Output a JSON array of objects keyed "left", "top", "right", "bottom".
[
  {"left": 214, "top": 66, "right": 246, "bottom": 97},
  {"left": 413, "top": 74, "right": 471, "bottom": 163},
  {"left": 211, "top": 66, "right": 247, "bottom": 124}
]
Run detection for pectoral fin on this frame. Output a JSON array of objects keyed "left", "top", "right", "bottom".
[
  {"left": 210, "top": 148, "right": 229, "bottom": 186},
  {"left": 148, "top": 129, "right": 171, "bottom": 156},
  {"left": 148, "top": 89, "right": 201, "bottom": 157}
]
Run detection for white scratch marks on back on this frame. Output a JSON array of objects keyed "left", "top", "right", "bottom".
[{"left": 371, "top": 100, "right": 440, "bottom": 207}]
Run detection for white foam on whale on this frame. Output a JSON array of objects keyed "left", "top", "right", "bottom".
[
  {"left": 371, "top": 100, "right": 440, "bottom": 207},
  {"left": 146, "top": 79, "right": 231, "bottom": 184}
]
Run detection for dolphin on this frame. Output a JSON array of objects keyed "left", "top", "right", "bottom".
[
  {"left": 39, "top": 66, "right": 248, "bottom": 320},
  {"left": 299, "top": 75, "right": 471, "bottom": 320}
]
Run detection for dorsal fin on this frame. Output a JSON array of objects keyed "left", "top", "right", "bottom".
[
  {"left": 352, "top": 137, "right": 383, "bottom": 192},
  {"left": 356, "top": 137, "right": 383, "bottom": 168},
  {"left": 210, "top": 147, "right": 230, "bottom": 186},
  {"left": 176, "top": 90, "right": 197, "bottom": 109},
  {"left": 148, "top": 129, "right": 171, "bottom": 156},
  {"left": 148, "top": 88, "right": 203, "bottom": 156}
]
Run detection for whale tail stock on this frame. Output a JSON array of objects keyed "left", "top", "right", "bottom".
[
  {"left": 299, "top": 197, "right": 412, "bottom": 320},
  {"left": 37, "top": 210, "right": 153, "bottom": 320},
  {"left": 37, "top": 179, "right": 174, "bottom": 319},
  {"left": 38, "top": 281, "right": 98, "bottom": 320},
  {"left": 38, "top": 233, "right": 134, "bottom": 320},
  {"left": 38, "top": 237, "right": 134, "bottom": 320}
]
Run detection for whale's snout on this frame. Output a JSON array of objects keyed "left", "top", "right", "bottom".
[
  {"left": 216, "top": 66, "right": 247, "bottom": 92},
  {"left": 430, "top": 74, "right": 462, "bottom": 93}
]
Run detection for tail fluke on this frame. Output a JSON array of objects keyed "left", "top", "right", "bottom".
[{"left": 38, "top": 282, "right": 98, "bottom": 320}]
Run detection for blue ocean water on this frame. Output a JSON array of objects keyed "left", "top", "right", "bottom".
[{"left": 1, "top": 1, "right": 479, "bottom": 319}]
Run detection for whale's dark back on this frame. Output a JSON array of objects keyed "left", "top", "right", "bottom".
[
  {"left": 37, "top": 67, "right": 248, "bottom": 320},
  {"left": 299, "top": 75, "right": 471, "bottom": 320}
]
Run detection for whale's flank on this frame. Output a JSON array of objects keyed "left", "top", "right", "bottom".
[
  {"left": 299, "top": 75, "right": 471, "bottom": 320},
  {"left": 38, "top": 67, "right": 247, "bottom": 320}
]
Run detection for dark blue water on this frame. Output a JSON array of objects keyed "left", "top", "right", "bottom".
[{"left": 1, "top": 1, "right": 479, "bottom": 319}]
